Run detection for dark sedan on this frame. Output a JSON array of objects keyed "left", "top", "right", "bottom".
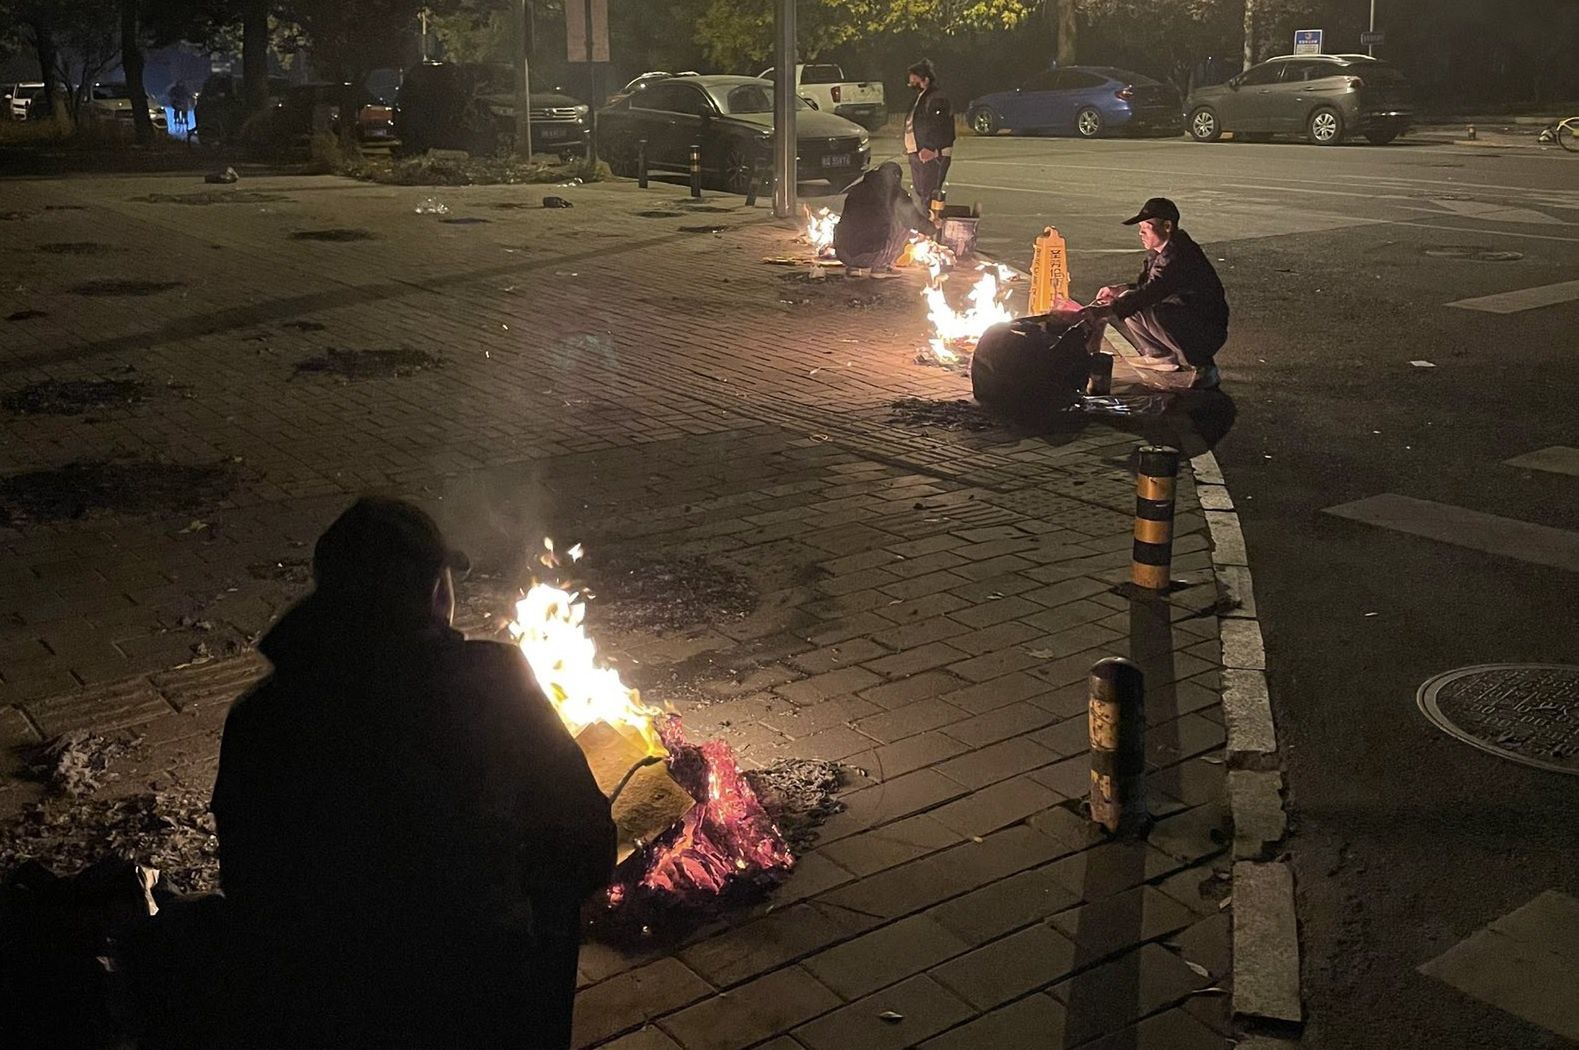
[
  {"left": 966, "top": 66, "right": 1182, "bottom": 138},
  {"left": 597, "top": 75, "right": 870, "bottom": 194}
]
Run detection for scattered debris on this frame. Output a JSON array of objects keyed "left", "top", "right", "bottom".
[
  {"left": 29, "top": 733, "right": 140, "bottom": 798},
  {"left": 131, "top": 190, "right": 287, "bottom": 205},
  {"left": 743, "top": 759, "right": 847, "bottom": 855},
  {"left": 578, "top": 552, "right": 758, "bottom": 633},
  {"left": 246, "top": 557, "right": 312, "bottom": 583},
  {"left": 2, "top": 378, "right": 148, "bottom": 416},
  {"left": 542, "top": 196, "right": 575, "bottom": 209},
  {"left": 280, "top": 320, "right": 326, "bottom": 332},
  {"left": 877, "top": 1011, "right": 905, "bottom": 1023},
  {"left": 414, "top": 197, "right": 450, "bottom": 215},
  {"left": 289, "top": 228, "right": 378, "bottom": 242},
  {"left": 637, "top": 210, "right": 685, "bottom": 219},
  {"left": 292, "top": 348, "right": 444, "bottom": 380},
  {"left": 1184, "top": 960, "right": 1211, "bottom": 978},
  {"left": 6, "top": 309, "right": 48, "bottom": 322},
  {"left": 440, "top": 217, "right": 489, "bottom": 225},
  {"left": 0, "top": 459, "right": 237, "bottom": 528},
  {"left": 1409, "top": 360, "right": 1436, "bottom": 368},
  {"left": 69, "top": 279, "right": 184, "bottom": 298},
  {"left": 204, "top": 167, "right": 240, "bottom": 184},
  {"left": 679, "top": 225, "right": 728, "bottom": 234},
  {"left": 887, "top": 398, "right": 998, "bottom": 432}
]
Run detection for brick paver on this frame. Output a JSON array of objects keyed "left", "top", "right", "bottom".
[{"left": 0, "top": 172, "right": 1235, "bottom": 1049}]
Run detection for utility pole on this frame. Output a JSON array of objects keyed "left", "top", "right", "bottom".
[
  {"left": 420, "top": 8, "right": 430, "bottom": 63},
  {"left": 772, "top": 0, "right": 797, "bottom": 219},
  {"left": 515, "top": 0, "right": 533, "bottom": 159},
  {"left": 1242, "top": 0, "right": 1256, "bottom": 70},
  {"left": 1367, "top": 0, "right": 1376, "bottom": 56}
]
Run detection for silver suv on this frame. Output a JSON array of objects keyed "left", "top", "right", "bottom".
[{"left": 1186, "top": 54, "right": 1412, "bottom": 146}]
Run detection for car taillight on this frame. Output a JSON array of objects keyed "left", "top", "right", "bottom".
[
  {"left": 831, "top": 86, "right": 842, "bottom": 103},
  {"left": 1116, "top": 86, "right": 1134, "bottom": 101}
]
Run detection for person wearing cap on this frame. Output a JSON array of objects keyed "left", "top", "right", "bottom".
[
  {"left": 212, "top": 496, "right": 615, "bottom": 1049},
  {"left": 903, "top": 59, "right": 955, "bottom": 209},
  {"left": 1083, "top": 197, "right": 1229, "bottom": 391}
]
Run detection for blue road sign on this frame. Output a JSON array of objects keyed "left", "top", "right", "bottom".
[{"left": 1294, "top": 29, "right": 1324, "bottom": 55}]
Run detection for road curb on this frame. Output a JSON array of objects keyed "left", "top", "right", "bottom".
[{"left": 1192, "top": 449, "right": 1303, "bottom": 1034}]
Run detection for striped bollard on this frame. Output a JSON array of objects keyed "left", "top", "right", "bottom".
[
  {"left": 689, "top": 144, "right": 702, "bottom": 198},
  {"left": 1131, "top": 446, "right": 1179, "bottom": 591},
  {"left": 637, "top": 139, "right": 648, "bottom": 189},
  {"left": 1088, "top": 657, "right": 1147, "bottom": 834}
]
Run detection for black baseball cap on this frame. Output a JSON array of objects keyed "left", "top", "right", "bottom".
[
  {"left": 313, "top": 497, "right": 469, "bottom": 599},
  {"left": 1122, "top": 197, "right": 1180, "bottom": 225}
]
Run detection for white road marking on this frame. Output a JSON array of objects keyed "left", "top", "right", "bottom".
[
  {"left": 1324, "top": 493, "right": 1579, "bottom": 572},
  {"left": 1395, "top": 221, "right": 1579, "bottom": 245},
  {"left": 1505, "top": 446, "right": 1579, "bottom": 478},
  {"left": 1447, "top": 279, "right": 1579, "bottom": 313}
]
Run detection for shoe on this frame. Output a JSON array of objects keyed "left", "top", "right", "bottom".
[
  {"left": 1190, "top": 364, "right": 1221, "bottom": 390},
  {"left": 869, "top": 268, "right": 900, "bottom": 280},
  {"left": 846, "top": 266, "right": 869, "bottom": 278}
]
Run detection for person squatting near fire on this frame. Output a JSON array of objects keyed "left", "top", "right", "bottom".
[
  {"left": 1082, "top": 197, "right": 1230, "bottom": 391},
  {"left": 212, "top": 497, "right": 616, "bottom": 1049},
  {"left": 834, "top": 161, "right": 931, "bottom": 278},
  {"left": 904, "top": 59, "right": 955, "bottom": 209}
]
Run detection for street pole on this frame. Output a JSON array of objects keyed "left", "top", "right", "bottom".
[
  {"left": 772, "top": 0, "right": 797, "bottom": 219},
  {"left": 419, "top": 9, "right": 429, "bottom": 63},
  {"left": 515, "top": 0, "right": 533, "bottom": 160},
  {"left": 1368, "top": 0, "right": 1376, "bottom": 56}
]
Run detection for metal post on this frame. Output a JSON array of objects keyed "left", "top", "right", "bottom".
[
  {"left": 689, "top": 144, "right": 702, "bottom": 198},
  {"left": 772, "top": 0, "right": 798, "bottom": 218},
  {"left": 744, "top": 160, "right": 760, "bottom": 207},
  {"left": 1367, "top": 0, "right": 1376, "bottom": 55},
  {"left": 1131, "top": 446, "right": 1179, "bottom": 591},
  {"left": 637, "top": 139, "right": 648, "bottom": 188},
  {"left": 419, "top": 8, "right": 430, "bottom": 63},
  {"left": 1089, "top": 657, "right": 1147, "bottom": 834},
  {"left": 514, "top": 0, "right": 533, "bottom": 160}
]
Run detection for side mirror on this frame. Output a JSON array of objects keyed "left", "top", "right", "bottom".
[
  {"left": 1228, "top": 76, "right": 1241, "bottom": 90},
  {"left": 801, "top": 95, "right": 819, "bottom": 109}
]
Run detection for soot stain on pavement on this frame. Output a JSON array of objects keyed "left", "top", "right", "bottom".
[
  {"left": 636, "top": 210, "right": 686, "bottom": 218},
  {"left": 888, "top": 397, "right": 999, "bottom": 432},
  {"left": 293, "top": 348, "right": 444, "bottom": 380},
  {"left": 289, "top": 228, "right": 378, "bottom": 242},
  {"left": 3, "top": 378, "right": 149, "bottom": 415},
  {"left": 0, "top": 460, "right": 238, "bottom": 527},
  {"left": 6, "top": 309, "right": 48, "bottom": 322},
  {"left": 132, "top": 190, "right": 290, "bottom": 205},
  {"left": 580, "top": 552, "right": 758, "bottom": 633},
  {"left": 439, "top": 217, "right": 490, "bottom": 225},
  {"left": 679, "top": 224, "right": 730, "bottom": 234},
  {"left": 70, "top": 279, "right": 185, "bottom": 298}
]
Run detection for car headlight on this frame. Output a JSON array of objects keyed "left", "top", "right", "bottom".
[
  {"left": 574, "top": 104, "right": 589, "bottom": 116},
  {"left": 858, "top": 134, "right": 870, "bottom": 151}
]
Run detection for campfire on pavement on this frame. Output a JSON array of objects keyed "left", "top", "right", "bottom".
[
  {"left": 802, "top": 206, "right": 839, "bottom": 258},
  {"left": 908, "top": 235, "right": 1019, "bottom": 368},
  {"left": 508, "top": 540, "right": 793, "bottom": 935}
]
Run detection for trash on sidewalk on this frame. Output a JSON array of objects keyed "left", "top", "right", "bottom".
[
  {"left": 1410, "top": 360, "right": 1436, "bottom": 368},
  {"left": 542, "top": 196, "right": 575, "bottom": 209},
  {"left": 30, "top": 732, "right": 140, "bottom": 798},
  {"left": 203, "top": 167, "right": 238, "bottom": 185},
  {"left": 877, "top": 1010, "right": 905, "bottom": 1023},
  {"left": 1065, "top": 393, "right": 1177, "bottom": 417},
  {"left": 414, "top": 198, "right": 450, "bottom": 215}
]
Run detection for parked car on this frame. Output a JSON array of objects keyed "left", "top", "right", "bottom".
[
  {"left": 598, "top": 74, "right": 870, "bottom": 194},
  {"left": 757, "top": 63, "right": 886, "bottom": 131},
  {"left": 395, "top": 62, "right": 591, "bottom": 159},
  {"left": 966, "top": 66, "right": 1181, "bottom": 138},
  {"left": 612, "top": 71, "right": 699, "bottom": 103},
  {"left": 193, "top": 73, "right": 291, "bottom": 144},
  {"left": 1185, "top": 54, "right": 1412, "bottom": 145},
  {"left": 84, "top": 82, "right": 168, "bottom": 132},
  {"left": 7, "top": 81, "right": 44, "bottom": 121}
]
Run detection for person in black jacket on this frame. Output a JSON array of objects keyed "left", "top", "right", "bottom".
[
  {"left": 904, "top": 59, "right": 955, "bottom": 209},
  {"left": 1083, "top": 197, "right": 1229, "bottom": 390},
  {"left": 211, "top": 497, "right": 615, "bottom": 1049},
  {"left": 833, "top": 161, "right": 929, "bottom": 277}
]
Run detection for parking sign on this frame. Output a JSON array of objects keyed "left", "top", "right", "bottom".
[{"left": 1293, "top": 29, "right": 1324, "bottom": 55}]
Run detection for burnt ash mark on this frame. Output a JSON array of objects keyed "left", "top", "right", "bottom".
[
  {"left": 3, "top": 378, "right": 149, "bottom": 416},
  {"left": 6, "top": 310, "right": 48, "bottom": 322},
  {"left": 0, "top": 460, "right": 237, "bottom": 528},
  {"left": 289, "top": 228, "right": 377, "bottom": 242},
  {"left": 636, "top": 211, "right": 685, "bottom": 219},
  {"left": 579, "top": 552, "right": 758, "bottom": 633},
  {"left": 293, "top": 348, "right": 444, "bottom": 380},
  {"left": 70, "top": 279, "right": 185, "bottom": 298},
  {"left": 132, "top": 191, "right": 290, "bottom": 205},
  {"left": 43, "top": 204, "right": 88, "bottom": 211},
  {"left": 678, "top": 224, "right": 730, "bottom": 234},
  {"left": 888, "top": 397, "right": 998, "bottom": 432},
  {"left": 439, "top": 217, "right": 490, "bottom": 225},
  {"left": 280, "top": 320, "right": 327, "bottom": 332}
]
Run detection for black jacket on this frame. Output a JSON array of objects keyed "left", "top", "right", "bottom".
[
  {"left": 834, "top": 163, "right": 928, "bottom": 258},
  {"left": 212, "top": 597, "right": 615, "bottom": 1048},
  {"left": 908, "top": 85, "right": 955, "bottom": 152},
  {"left": 1112, "top": 229, "right": 1230, "bottom": 364}
]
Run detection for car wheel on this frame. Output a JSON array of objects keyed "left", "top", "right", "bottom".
[
  {"left": 969, "top": 107, "right": 1000, "bottom": 136},
  {"left": 1189, "top": 107, "right": 1222, "bottom": 142},
  {"left": 1364, "top": 128, "right": 1400, "bottom": 145},
  {"left": 721, "top": 146, "right": 757, "bottom": 195},
  {"left": 1075, "top": 107, "right": 1103, "bottom": 138},
  {"left": 1308, "top": 106, "right": 1345, "bottom": 145}
]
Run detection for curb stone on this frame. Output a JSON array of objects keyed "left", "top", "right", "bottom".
[{"left": 1192, "top": 450, "right": 1302, "bottom": 1033}]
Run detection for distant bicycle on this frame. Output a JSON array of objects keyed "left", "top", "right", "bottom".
[{"left": 1538, "top": 116, "right": 1579, "bottom": 152}]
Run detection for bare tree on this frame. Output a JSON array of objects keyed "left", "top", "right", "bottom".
[{"left": 121, "top": 0, "right": 154, "bottom": 144}]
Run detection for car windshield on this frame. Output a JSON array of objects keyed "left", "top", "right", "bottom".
[
  {"left": 93, "top": 84, "right": 133, "bottom": 100},
  {"left": 709, "top": 82, "right": 810, "bottom": 114}
]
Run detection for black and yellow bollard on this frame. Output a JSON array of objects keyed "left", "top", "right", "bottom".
[
  {"left": 637, "top": 139, "right": 648, "bottom": 189},
  {"left": 689, "top": 144, "right": 702, "bottom": 198},
  {"left": 1131, "top": 446, "right": 1179, "bottom": 591},
  {"left": 1089, "top": 657, "right": 1147, "bottom": 834},
  {"left": 744, "top": 160, "right": 762, "bottom": 207}
]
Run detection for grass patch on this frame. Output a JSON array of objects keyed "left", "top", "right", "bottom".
[{"left": 342, "top": 151, "right": 612, "bottom": 187}]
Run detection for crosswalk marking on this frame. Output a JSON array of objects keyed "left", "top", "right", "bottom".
[
  {"left": 1447, "top": 279, "right": 1579, "bottom": 314},
  {"left": 1323, "top": 493, "right": 1579, "bottom": 572}
]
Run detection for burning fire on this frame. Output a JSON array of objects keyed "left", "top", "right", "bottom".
[
  {"left": 803, "top": 207, "right": 839, "bottom": 258},
  {"left": 508, "top": 539, "right": 793, "bottom": 921},
  {"left": 908, "top": 234, "right": 1017, "bottom": 365}
]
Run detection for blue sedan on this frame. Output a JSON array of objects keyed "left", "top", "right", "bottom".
[{"left": 966, "top": 66, "right": 1183, "bottom": 138}]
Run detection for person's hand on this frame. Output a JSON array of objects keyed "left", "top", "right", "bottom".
[
  {"left": 1095, "top": 284, "right": 1126, "bottom": 304},
  {"left": 918, "top": 148, "right": 938, "bottom": 162}
]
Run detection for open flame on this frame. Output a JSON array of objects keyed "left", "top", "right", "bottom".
[
  {"left": 907, "top": 234, "right": 1017, "bottom": 365},
  {"left": 803, "top": 207, "right": 839, "bottom": 258},
  {"left": 508, "top": 539, "right": 793, "bottom": 921}
]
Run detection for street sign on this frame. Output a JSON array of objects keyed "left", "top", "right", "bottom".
[
  {"left": 1293, "top": 29, "right": 1324, "bottom": 55},
  {"left": 1360, "top": 30, "right": 1385, "bottom": 46},
  {"left": 566, "top": 0, "right": 609, "bottom": 63}
]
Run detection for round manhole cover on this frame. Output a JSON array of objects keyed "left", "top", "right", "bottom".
[{"left": 1418, "top": 664, "right": 1579, "bottom": 774}]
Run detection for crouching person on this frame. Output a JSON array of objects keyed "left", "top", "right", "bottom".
[
  {"left": 212, "top": 497, "right": 616, "bottom": 1049},
  {"left": 835, "top": 161, "right": 930, "bottom": 278},
  {"left": 1083, "top": 197, "right": 1229, "bottom": 391}
]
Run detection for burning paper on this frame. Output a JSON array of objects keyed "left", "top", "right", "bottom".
[
  {"left": 907, "top": 233, "right": 1017, "bottom": 366},
  {"left": 803, "top": 207, "right": 839, "bottom": 258}
]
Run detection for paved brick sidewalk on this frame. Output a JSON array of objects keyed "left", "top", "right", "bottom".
[{"left": 1, "top": 173, "right": 1239, "bottom": 1048}]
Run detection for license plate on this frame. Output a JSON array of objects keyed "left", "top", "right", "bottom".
[
  {"left": 822, "top": 153, "right": 850, "bottom": 168},
  {"left": 539, "top": 127, "right": 568, "bottom": 140}
]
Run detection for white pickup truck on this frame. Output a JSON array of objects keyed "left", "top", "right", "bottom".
[{"left": 758, "top": 63, "right": 886, "bottom": 131}]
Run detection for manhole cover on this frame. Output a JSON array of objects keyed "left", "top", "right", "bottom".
[{"left": 1418, "top": 664, "right": 1579, "bottom": 774}]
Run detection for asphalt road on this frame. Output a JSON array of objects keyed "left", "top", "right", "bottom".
[{"left": 867, "top": 129, "right": 1579, "bottom": 1048}]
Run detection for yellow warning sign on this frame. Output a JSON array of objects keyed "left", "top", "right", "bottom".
[{"left": 1029, "top": 226, "right": 1070, "bottom": 315}]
